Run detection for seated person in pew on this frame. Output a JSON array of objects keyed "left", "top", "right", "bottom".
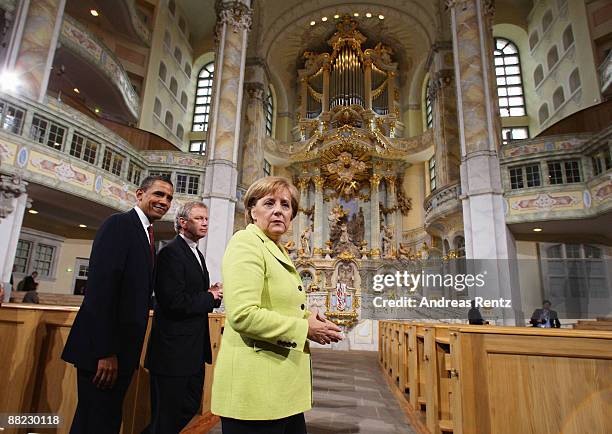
[
  {"left": 22, "top": 287, "right": 40, "bottom": 304},
  {"left": 468, "top": 301, "right": 489, "bottom": 325},
  {"left": 530, "top": 300, "right": 561, "bottom": 328}
]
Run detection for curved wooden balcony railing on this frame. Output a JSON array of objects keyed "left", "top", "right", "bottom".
[
  {"left": 60, "top": 15, "right": 140, "bottom": 120},
  {"left": 423, "top": 181, "right": 462, "bottom": 228}
]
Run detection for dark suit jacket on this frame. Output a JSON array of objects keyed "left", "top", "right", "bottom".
[
  {"left": 145, "top": 235, "right": 220, "bottom": 377},
  {"left": 530, "top": 308, "right": 561, "bottom": 328},
  {"left": 62, "top": 209, "right": 155, "bottom": 374},
  {"left": 20, "top": 275, "right": 37, "bottom": 291}
]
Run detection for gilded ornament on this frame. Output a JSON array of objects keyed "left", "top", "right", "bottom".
[{"left": 216, "top": 0, "right": 252, "bottom": 33}]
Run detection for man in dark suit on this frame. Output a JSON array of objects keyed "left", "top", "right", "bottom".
[
  {"left": 62, "top": 175, "right": 174, "bottom": 434},
  {"left": 530, "top": 299, "right": 561, "bottom": 328},
  {"left": 144, "top": 201, "right": 222, "bottom": 434},
  {"left": 18, "top": 271, "right": 38, "bottom": 291}
]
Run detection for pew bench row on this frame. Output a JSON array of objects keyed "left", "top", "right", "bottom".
[{"left": 379, "top": 320, "right": 612, "bottom": 434}]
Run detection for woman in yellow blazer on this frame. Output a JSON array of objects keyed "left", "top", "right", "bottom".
[{"left": 211, "top": 176, "right": 342, "bottom": 434}]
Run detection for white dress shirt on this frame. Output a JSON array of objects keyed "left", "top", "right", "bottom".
[
  {"left": 134, "top": 206, "right": 152, "bottom": 243},
  {"left": 180, "top": 233, "right": 203, "bottom": 269}
]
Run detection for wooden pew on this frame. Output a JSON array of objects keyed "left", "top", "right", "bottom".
[
  {"left": 380, "top": 322, "right": 612, "bottom": 434},
  {"left": 0, "top": 304, "right": 224, "bottom": 434},
  {"left": 448, "top": 326, "right": 612, "bottom": 434},
  {"left": 573, "top": 319, "right": 612, "bottom": 331},
  {"left": 423, "top": 325, "right": 453, "bottom": 434}
]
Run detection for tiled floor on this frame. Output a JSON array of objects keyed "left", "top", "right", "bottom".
[{"left": 208, "top": 349, "right": 415, "bottom": 433}]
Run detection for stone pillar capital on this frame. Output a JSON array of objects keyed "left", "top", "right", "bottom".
[
  {"left": 428, "top": 70, "right": 454, "bottom": 101},
  {"left": 245, "top": 82, "right": 265, "bottom": 100},
  {"left": 297, "top": 178, "right": 310, "bottom": 190},
  {"left": 385, "top": 175, "right": 397, "bottom": 185},
  {"left": 370, "top": 174, "right": 382, "bottom": 187},
  {"left": 0, "top": 174, "right": 27, "bottom": 219},
  {"left": 216, "top": 0, "right": 252, "bottom": 34},
  {"left": 445, "top": 0, "right": 495, "bottom": 16}
]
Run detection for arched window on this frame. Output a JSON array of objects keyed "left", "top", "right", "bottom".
[
  {"left": 569, "top": 68, "right": 581, "bottom": 93},
  {"left": 562, "top": 25, "right": 574, "bottom": 51},
  {"left": 168, "top": 0, "right": 176, "bottom": 15},
  {"left": 428, "top": 157, "right": 436, "bottom": 191},
  {"left": 547, "top": 46, "right": 559, "bottom": 70},
  {"left": 158, "top": 62, "right": 167, "bottom": 82},
  {"left": 153, "top": 98, "right": 162, "bottom": 117},
  {"left": 184, "top": 62, "right": 192, "bottom": 78},
  {"left": 542, "top": 10, "right": 553, "bottom": 33},
  {"left": 494, "top": 38, "right": 526, "bottom": 117},
  {"left": 180, "top": 91, "right": 188, "bottom": 108},
  {"left": 553, "top": 86, "right": 565, "bottom": 110},
  {"left": 425, "top": 79, "right": 433, "bottom": 128},
  {"left": 164, "top": 111, "right": 174, "bottom": 130},
  {"left": 176, "top": 123, "right": 184, "bottom": 140},
  {"left": 534, "top": 65, "right": 544, "bottom": 87},
  {"left": 193, "top": 61, "right": 214, "bottom": 132},
  {"left": 538, "top": 103, "right": 549, "bottom": 124},
  {"left": 163, "top": 31, "right": 171, "bottom": 48},
  {"left": 174, "top": 47, "right": 182, "bottom": 64},
  {"left": 529, "top": 31, "right": 539, "bottom": 50},
  {"left": 265, "top": 85, "right": 274, "bottom": 136},
  {"left": 454, "top": 236, "right": 465, "bottom": 258},
  {"left": 178, "top": 17, "right": 186, "bottom": 34},
  {"left": 169, "top": 77, "right": 178, "bottom": 96}
]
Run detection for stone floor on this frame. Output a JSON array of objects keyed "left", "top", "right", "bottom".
[{"left": 208, "top": 349, "right": 415, "bottom": 434}]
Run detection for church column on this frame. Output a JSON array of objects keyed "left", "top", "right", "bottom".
[
  {"left": 448, "top": 0, "right": 521, "bottom": 323},
  {"left": 312, "top": 176, "right": 324, "bottom": 257},
  {"left": 240, "top": 81, "right": 265, "bottom": 187},
  {"left": 430, "top": 43, "right": 460, "bottom": 187},
  {"left": 10, "top": 0, "right": 66, "bottom": 102},
  {"left": 201, "top": 0, "right": 252, "bottom": 282},
  {"left": 0, "top": 175, "right": 28, "bottom": 296},
  {"left": 386, "top": 175, "right": 398, "bottom": 251},
  {"left": 370, "top": 174, "right": 381, "bottom": 256}
]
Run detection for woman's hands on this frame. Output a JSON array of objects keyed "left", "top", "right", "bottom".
[{"left": 307, "top": 309, "right": 343, "bottom": 345}]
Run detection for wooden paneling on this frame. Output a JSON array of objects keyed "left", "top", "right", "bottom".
[
  {"left": 0, "top": 305, "right": 224, "bottom": 434},
  {"left": 380, "top": 322, "right": 612, "bottom": 434}
]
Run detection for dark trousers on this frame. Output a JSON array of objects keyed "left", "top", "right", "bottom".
[
  {"left": 70, "top": 369, "right": 134, "bottom": 434},
  {"left": 146, "top": 371, "right": 204, "bottom": 434},
  {"left": 221, "top": 413, "right": 307, "bottom": 434}
]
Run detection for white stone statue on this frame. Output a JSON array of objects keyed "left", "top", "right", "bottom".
[
  {"left": 300, "top": 226, "right": 312, "bottom": 256},
  {"left": 381, "top": 224, "right": 394, "bottom": 257}
]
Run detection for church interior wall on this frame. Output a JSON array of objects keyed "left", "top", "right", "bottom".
[
  {"left": 585, "top": 0, "right": 612, "bottom": 65},
  {"left": 138, "top": 0, "right": 194, "bottom": 151},
  {"left": 515, "top": 240, "right": 544, "bottom": 321},
  {"left": 527, "top": 0, "right": 602, "bottom": 136},
  {"left": 40, "top": 238, "right": 93, "bottom": 295},
  {"left": 402, "top": 163, "right": 427, "bottom": 232}
]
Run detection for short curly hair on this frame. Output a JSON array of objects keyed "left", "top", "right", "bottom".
[{"left": 243, "top": 176, "right": 299, "bottom": 224}]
